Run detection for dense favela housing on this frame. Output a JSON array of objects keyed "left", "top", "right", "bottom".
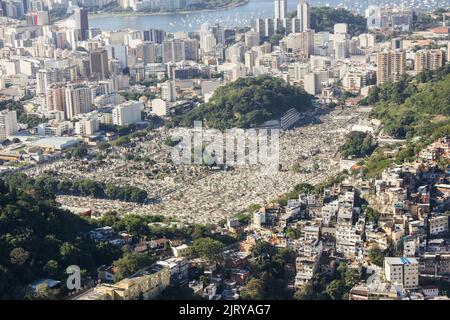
[{"left": 0, "top": 0, "right": 450, "bottom": 301}]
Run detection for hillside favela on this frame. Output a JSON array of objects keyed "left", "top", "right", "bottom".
[{"left": 1, "top": 0, "right": 450, "bottom": 305}]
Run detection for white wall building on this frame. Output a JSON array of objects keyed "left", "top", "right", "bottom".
[{"left": 112, "top": 101, "right": 143, "bottom": 125}]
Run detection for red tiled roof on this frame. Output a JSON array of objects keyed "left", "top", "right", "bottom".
[{"left": 432, "top": 27, "right": 450, "bottom": 34}]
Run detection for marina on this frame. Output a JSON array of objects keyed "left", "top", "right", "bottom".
[{"left": 89, "top": 0, "right": 450, "bottom": 32}]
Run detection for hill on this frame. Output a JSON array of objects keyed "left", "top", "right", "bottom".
[
  {"left": 181, "top": 76, "right": 313, "bottom": 130},
  {"left": 0, "top": 177, "right": 121, "bottom": 299},
  {"left": 288, "top": 7, "right": 367, "bottom": 37},
  {"left": 368, "top": 64, "right": 450, "bottom": 141}
]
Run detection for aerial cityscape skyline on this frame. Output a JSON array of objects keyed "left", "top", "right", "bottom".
[{"left": 0, "top": 0, "right": 450, "bottom": 305}]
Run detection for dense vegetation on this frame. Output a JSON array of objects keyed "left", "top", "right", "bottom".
[
  {"left": 412, "top": 9, "right": 447, "bottom": 31},
  {"left": 181, "top": 76, "right": 312, "bottom": 130},
  {"left": 289, "top": 7, "right": 366, "bottom": 36},
  {"left": 366, "top": 65, "right": 450, "bottom": 140},
  {"left": 113, "top": 252, "right": 154, "bottom": 281},
  {"left": 240, "top": 242, "right": 296, "bottom": 299},
  {"left": 0, "top": 178, "right": 121, "bottom": 298},
  {"left": 3, "top": 172, "right": 148, "bottom": 204},
  {"left": 294, "top": 262, "right": 360, "bottom": 300},
  {"left": 339, "top": 132, "right": 377, "bottom": 158}
]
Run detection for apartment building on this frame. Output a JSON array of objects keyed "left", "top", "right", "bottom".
[
  {"left": 428, "top": 214, "right": 449, "bottom": 236},
  {"left": 64, "top": 85, "right": 92, "bottom": 119},
  {"left": 0, "top": 109, "right": 18, "bottom": 141},
  {"left": 384, "top": 257, "right": 419, "bottom": 290},
  {"left": 112, "top": 101, "right": 143, "bottom": 126},
  {"left": 74, "top": 264, "right": 171, "bottom": 300},
  {"left": 376, "top": 50, "right": 406, "bottom": 85},
  {"left": 415, "top": 49, "right": 444, "bottom": 74}
]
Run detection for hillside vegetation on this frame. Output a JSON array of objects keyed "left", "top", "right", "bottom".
[
  {"left": 0, "top": 178, "right": 121, "bottom": 299},
  {"left": 368, "top": 64, "right": 450, "bottom": 141},
  {"left": 181, "top": 76, "right": 312, "bottom": 130},
  {"left": 289, "top": 7, "right": 367, "bottom": 36}
]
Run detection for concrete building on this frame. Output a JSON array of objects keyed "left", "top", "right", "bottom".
[
  {"left": 376, "top": 50, "right": 406, "bottom": 85},
  {"left": 384, "top": 257, "right": 419, "bottom": 290},
  {"left": 415, "top": 49, "right": 444, "bottom": 74},
  {"left": 46, "top": 84, "right": 67, "bottom": 114},
  {"left": 283, "top": 30, "right": 314, "bottom": 58},
  {"left": 75, "top": 117, "right": 100, "bottom": 136},
  {"left": 297, "top": 0, "right": 310, "bottom": 32},
  {"left": 65, "top": 85, "right": 92, "bottom": 119},
  {"left": 160, "top": 80, "right": 176, "bottom": 102},
  {"left": 74, "top": 7, "right": 89, "bottom": 40},
  {"left": 112, "top": 101, "right": 143, "bottom": 125},
  {"left": 0, "top": 109, "right": 18, "bottom": 141},
  {"left": 274, "top": 0, "right": 287, "bottom": 20},
  {"left": 74, "top": 264, "right": 171, "bottom": 300},
  {"left": 304, "top": 72, "right": 320, "bottom": 95},
  {"left": 244, "top": 30, "right": 260, "bottom": 48},
  {"left": 428, "top": 214, "right": 449, "bottom": 235},
  {"left": 200, "top": 32, "right": 216, "bottom": 54},
  {"left": 151, "top": 98, "right": 168, "bottom": 116},
  {"left": 90, "top": 49, "right": 109, "bottom": 80}
]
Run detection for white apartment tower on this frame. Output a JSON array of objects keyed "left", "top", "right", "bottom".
[
  {"left": 200, "top": 32, "right": 217, "bottom": 54},
  {"left": 161, "top": 80, "right": 176, "bottom": 102},
  {"left": 274, "top": 0, "right": 287, "bottom": 20},
  {"left": 297, "top": 0, "right": 310, "bottom": 32}
]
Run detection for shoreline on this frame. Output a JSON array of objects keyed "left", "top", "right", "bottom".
[{"left": 89, "top": 0, "right": 249, "bottom": 19}]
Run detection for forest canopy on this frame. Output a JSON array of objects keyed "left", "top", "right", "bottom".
[{"left": 181, "top": 76, "right": 312, "bottom": 130}]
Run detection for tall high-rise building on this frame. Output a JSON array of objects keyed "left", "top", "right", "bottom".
[
  {"left": 184, "top": 38, "right": 199, "bottom": 61},
  {"left": 90, "top": 49, "right": 109, "bottom": 80},
  {"left": 36, "top": 69, "right": 49, "bottom": 95},
  {"left": 140, "top": 42, "right": 158, "bottom": 64},
  {"left": 65, "top": 85, "right": 92, "bottom": 119},
  {"left": 244, "top": 30, "right": 260, "bottom": 48},
  {"left": 334, "top": 40, "right": 349, "bottom": 60},
  {"left": 0, "top": 110, "right": 18, "bottom": 141},
  {"left": 304, "top": 72, "right": 320, "bottom": 95},
  {"left": 143, "top": 29, "right": 164, "bottom": 44},
  {"left": 161, "top": 80, "right": 176, "bottom": 102},
  {"left": 46, "top": 84, "right": 66, "bottom": 115},
  {"left": 162, "top": 39, "right": 186, "bottom": 63},
  {"left": 274, "top": 0, "right": 287, "bottom": 20},
  {"left": 297, "top": 0, "right": 310, "bottom": 32},
  {"left": 211, "top": 24, "right": 226, "bottom": 45},
  {"left": 283, "top": 29, "right": 315, "bottom": 58},
  {"left": 74, "top": 7, "right": 89, "bottom": 40},
  {"left": 200, "top": 32, "right": 217, "bottom": 54},
  {"left": 245, "top": 50, "right": 257, "bottom": 74},
  {"left": 376, "top": 50, "right": 406, "bottom": 85},
  {"left": 415, "top": 49, "right": 444, "bottom": 74}
]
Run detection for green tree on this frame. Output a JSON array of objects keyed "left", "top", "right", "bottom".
[
  {"left": 240, "top": 278, "right": 265, "bottom": 300},
  {"left": 368, "top": 246, "right": 385, "bottom": 267},
  {"left": 113, "top": 252, "right": 153, "bottom": 281},
  {"left": 325, "top": 279, "right": 346, "bottom": 300},
  {"left": 365, "top": 206, "right": 381, "bottom": 224},
  {"left": 294, "top": 283, "right": 314, "bottom": 300},
  {"left": 43, "top": 260, "right": 60, "bottom": 278},
  {"left": 181, "top": 76, "right": 312, "bottom": 130},
  {"left": 191, "top": 238, "right": 225, "bottom": 263},
  {"left": 340, "top": 131, "right": 377, "bottom": 158}
]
